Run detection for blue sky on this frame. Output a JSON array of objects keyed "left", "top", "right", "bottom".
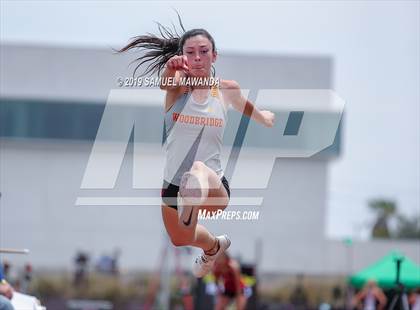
[{"left": 1, "top": 0, "right": 419, "bottom": 240}]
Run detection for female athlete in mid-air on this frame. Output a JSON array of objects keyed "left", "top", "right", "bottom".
[{"left": 118, "top": 17, "right": 275, "bottom": 278}]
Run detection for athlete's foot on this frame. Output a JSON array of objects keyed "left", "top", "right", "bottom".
[{"left": 192, "top": 234, "right": 231, "bottom": 278}]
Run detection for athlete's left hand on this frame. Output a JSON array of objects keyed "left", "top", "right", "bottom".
[{"left": 260, "top": 110, "right": 275, "bottom": 127}]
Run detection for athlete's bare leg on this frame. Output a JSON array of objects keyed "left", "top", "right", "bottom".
[
  {"left": 161, "top": 161, "right": 229, "bottom": 252},
  {"left": 236, "top": 294, "right": 247, "bottom": 310},
  {"left": 215, "top": 294, "right": 246, "bottom": 310},
  {"left": 215, "top": 295, "right": 231, "bottom": 310}
]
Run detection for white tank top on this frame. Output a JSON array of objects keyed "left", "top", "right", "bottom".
[
  {"left": 413, "top": 296, "right": 420, "bottom": 310},
  {"left": 364, "top": 290, "right": 376, "bottom": 310},
  {"left": 162, "top": 85, "right": 227, "bottom": 185}
]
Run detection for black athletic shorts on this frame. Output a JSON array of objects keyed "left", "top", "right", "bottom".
[
  {"left": 222, "top": 289, "right": 244, "bottom": 298},
  {"left": 161, "top": 176, "right": 230, "bottom": 210}
]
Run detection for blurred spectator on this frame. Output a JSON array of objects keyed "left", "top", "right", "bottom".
[
  {"left": 95, "top": 254, "right": 113, "bottom": 274},
  {"left": 73, "top": 251, "right": 89, "bottom": 287},
  {"left": 20, "top": 264, "right": 32, "bottom": 294},
  {"left": 331, "top": 285, "right": 342, "bottom": 309},
  {"left": 213, "top": 252, "right": 247, "bottom": 310},
  {"left": 409, "top": 288, "right": 420, "bottom": 310},
  {"left": 290, "top": 274, "right": 308, "bottom": 310},
  {"left": 95, "top": 248, "right": 121, "bottom": 275},
  {"left": 2, "top": 262, "right": 10, "bottom": 280},
  {"left": 111, "top": 248, "right": 121, "bottom": 275},
  {"left": 0, "top": 259, "right": 14, "bottom": 310},
  {"left": 351, "top": 280, "right": 387, "bottom": 310}
]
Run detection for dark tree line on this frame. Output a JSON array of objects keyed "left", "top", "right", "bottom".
[{"left": 369, "top": 199, "right": 420, "bottom": 239}]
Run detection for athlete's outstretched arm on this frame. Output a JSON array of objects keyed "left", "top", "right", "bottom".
[{"left": 221, "top": 80, "right": 275, "bottom": 128}]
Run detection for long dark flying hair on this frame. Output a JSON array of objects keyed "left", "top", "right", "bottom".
[{"left": 116, "top": 13, "right": 217, "bottom": 77}]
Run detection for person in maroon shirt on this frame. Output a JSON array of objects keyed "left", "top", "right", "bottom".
[{"left": 213, "top": 252, "right": 247, "bottom": 310}]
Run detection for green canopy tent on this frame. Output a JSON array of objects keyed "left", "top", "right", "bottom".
[{"left": 349, "top": 251, "right": 420, "bottom": 289}]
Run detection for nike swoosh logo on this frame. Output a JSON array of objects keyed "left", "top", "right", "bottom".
[{"left": 183, "top": 208, "right": 193, "bottom": 226}]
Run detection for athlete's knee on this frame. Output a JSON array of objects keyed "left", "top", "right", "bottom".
[{"left": 191, "top": 161, "right": 206, "bottom": 171}]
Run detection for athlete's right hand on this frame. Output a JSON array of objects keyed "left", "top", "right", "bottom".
[{"left": 166, "top": 55, "right": 189, "bottom": 74}]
